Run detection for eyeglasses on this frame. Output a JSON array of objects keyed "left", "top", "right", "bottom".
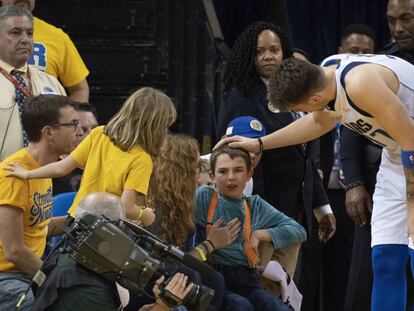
[{"left": 50, "top": 120, "right": 80, "bottom": 132}]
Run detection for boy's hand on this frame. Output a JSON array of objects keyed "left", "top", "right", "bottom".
[
  {"left": 249, "top": 229, "right": 269, "bottom": 254},
  {"left": 3, "top": 162, "right": 29, "bottom": 179},
  {"left": 249, "top": 231, "right": 260, "bottom": 254},
  {"left": 207, "top": 217, "right": 241, "bottom": 250}
]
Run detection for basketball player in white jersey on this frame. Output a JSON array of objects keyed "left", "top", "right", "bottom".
[{"left": 217, "top": 54, "right": 414, "bottom": 311}]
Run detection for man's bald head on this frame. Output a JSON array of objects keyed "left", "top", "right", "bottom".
[
  {"left": 387, "top": 0, "right": 414, "bottom": 50},
  {"left": 75, "top": 192, "right": 125, "bottom": 221}
]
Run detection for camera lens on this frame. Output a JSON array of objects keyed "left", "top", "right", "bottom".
[{"left": 182, "top": 284, "right": 215, "bottom": 311}]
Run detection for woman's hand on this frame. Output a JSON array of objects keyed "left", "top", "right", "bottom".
[{"left": 3, "top": 162, "right": 29, "bottom": 179}]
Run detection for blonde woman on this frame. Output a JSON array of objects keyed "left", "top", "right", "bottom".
[{"left": 5, "top": 87, "right": 177, "bottom": 225}]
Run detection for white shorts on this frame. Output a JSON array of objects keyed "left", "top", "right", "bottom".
[{"left": 371, "top": 148, "right": 413, "bottom": 248}]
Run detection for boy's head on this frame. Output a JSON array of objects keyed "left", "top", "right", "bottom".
[
  {"left": 225, "top": 116, "right": 265, "bottom": 169},
  {"left": 210, "top": 144, "right": 253, "bottom": 199}
]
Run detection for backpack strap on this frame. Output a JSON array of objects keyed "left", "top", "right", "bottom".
[
  {"left": 205, "top": 191, "right": 259, "bottom": 266},
  {"left": 205, "top": 191, "right": 218, "bottom": 235},
  {"left": 242, "top": 199, "right": 259, "bottom": 266}
]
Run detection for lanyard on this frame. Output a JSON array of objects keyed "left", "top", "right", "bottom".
[{"left": 0, "top": 66, "right": 33, "bottom": 97}]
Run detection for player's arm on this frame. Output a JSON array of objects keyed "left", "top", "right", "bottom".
[
  {"left": 346, "top": 65, "right": 414, "bottom": 238},
  {"left": 67, "top": 79, "right": 89, "bottom": 102},
  {"left": 0, "top": 206, "right": 42, "bottom": 276},
  {"left": 262, "top": 111, "right": 339, "bottom": 149},
  {"left": 217, "top": 111, "right": 339, "bottom": 153}
]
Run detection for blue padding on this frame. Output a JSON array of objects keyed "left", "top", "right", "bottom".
[
  {"left": 372, "top": 244, "right": 408, "bottom": 311},
  {"left": 49, "top": 192, "right": 76, "bottom": 247},
  {"left": 52, "top": 191, "right": 76, "bottom": 216},
  {"left": 401, "top": 150, "right": 414, "bottom": 168}
]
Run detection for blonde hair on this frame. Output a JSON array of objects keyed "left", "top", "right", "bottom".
[
  {"left": 105, "top": 87, "right": 177, "bottom": 156},
  {"left": 148, "top": 134, "right": 199, "bottom": 246}
]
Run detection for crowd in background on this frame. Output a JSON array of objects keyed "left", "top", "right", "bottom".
[{"left": 0, "top": 0, "right": 414, "bottom": 310}]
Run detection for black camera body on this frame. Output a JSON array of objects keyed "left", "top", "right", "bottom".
[{"left": 64, "top": 213, "right": 214, "bottom": 310}]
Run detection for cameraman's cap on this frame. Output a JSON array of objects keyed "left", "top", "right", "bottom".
[{"left": 225, "top": 116, "right": 266, "bottom": 138}]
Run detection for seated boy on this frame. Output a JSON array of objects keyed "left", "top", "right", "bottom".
[{"left": 194, "top": 144, "right": 307, "bottom": 311}]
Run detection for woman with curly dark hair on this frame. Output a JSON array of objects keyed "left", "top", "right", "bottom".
[
  {"left": 221, "top": 21, "right": 293, "bottom": 100},
  {"left": 147, "top": 134, "right": 200, "bottom": 246},
  {"left": 143, "top": 134, "right": 239, "bottom": 311},
  {"left": 217, "top": 21, "right": 333, "bottom": 311}
]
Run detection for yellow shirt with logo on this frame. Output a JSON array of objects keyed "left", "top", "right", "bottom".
[
  {"left": 29, "top": 17, "right": 89, "bottom": 88},
  {"left": 0, "top": 149, "right": 52, "bottom": 272},
  {"left": 68, "top": 126, "right": 153, "bottom": 216}
]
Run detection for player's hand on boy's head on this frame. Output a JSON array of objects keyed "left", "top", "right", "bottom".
[
  {"left": 3, "top": 162, "right": 29, "bottom": 179},
  {"left": 318, "top": 213, "right": 336, "bottom": 243},
  {"left": 207, "top": 217, "right": 242, "bottom": 249},
  {"left": 213, "top": 136, "right": 260, "bottom": 153}
]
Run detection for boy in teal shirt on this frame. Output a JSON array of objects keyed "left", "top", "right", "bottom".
[{"left": 194, "top": 144, "right": 306, "bottom": 310}]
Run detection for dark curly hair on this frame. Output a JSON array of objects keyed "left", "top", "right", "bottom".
[{"left": 222, "top": 21, "right": 293, "bottom": 97}]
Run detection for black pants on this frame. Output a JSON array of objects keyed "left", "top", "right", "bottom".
[{"left": 322, "top": 189, "right": 354, "bottom": 311}]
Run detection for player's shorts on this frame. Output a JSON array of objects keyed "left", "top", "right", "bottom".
[{"left": 371, "top": 148, "right": 413, "bottom": 248}]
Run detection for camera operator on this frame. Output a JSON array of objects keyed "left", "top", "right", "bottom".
[{"left": 31, "top": 192, "right": 194, "bottom": 311}]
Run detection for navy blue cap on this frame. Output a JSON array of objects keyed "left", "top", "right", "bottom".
[{"left": 226, "top": 116, "right": 266, "bottom": 138}]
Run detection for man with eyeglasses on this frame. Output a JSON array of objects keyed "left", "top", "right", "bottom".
[
  {"left": 0, "top": 94, "right": 83, "bottom": 310},
  {"left": 0, "top": 5, "right": 66, "bottom": 161},
  {"left": 53, "top": 102, "right": 99, "bottom": 195}
]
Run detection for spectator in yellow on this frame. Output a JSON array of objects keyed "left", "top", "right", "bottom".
[
  {"left": 5, "top": 87, "right": 177, "bottom": 227},
  {"left": 2, "top": 0, "right": 90, "bottom": 101},
  {"left": 0, "top": 5, "right": 66, "bottom": 161},
  {"left": 0, "top": 95, "right": 82, "bottom": 310}
]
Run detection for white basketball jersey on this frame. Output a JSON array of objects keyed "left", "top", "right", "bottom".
[{"left": 320, "top": 54, "right": 414, "bottom": 152}]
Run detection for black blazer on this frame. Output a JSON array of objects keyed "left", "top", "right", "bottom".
[
  {"left": 217, "top": 85, "right": 329, "bottom": 233},
  {"left": 320, "top": 130, "right": 336, "bottom": 190},
  {"left": 339, "top": 127, "right": 381, "bottom": 195}
]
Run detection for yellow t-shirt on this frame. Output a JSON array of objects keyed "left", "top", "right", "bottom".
[
  {"left": 0, "top": 149, "right": 52, "bottom": 272},
  {"left": 68, "top": 126, "right": 153, "bottom": 216},
  {"left": 29, "top": 17, "right": 89, "bottom": 88}
]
